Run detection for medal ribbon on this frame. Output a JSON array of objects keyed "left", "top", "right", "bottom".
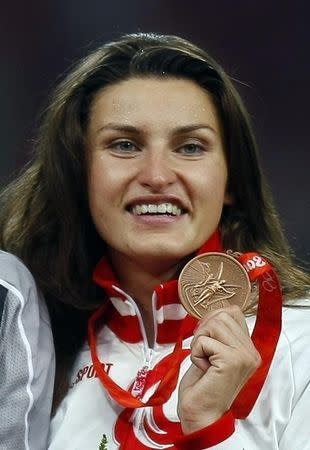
[
  {"left": 88, "top": 236, "right": 282, "bottom": 417},
  {"left": 88, "top": 230, "right": 221, "bottom": 408},
  {"left": 231, "top": 252, "right": 282, "bottom": 418}
]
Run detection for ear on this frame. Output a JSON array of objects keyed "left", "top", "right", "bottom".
[{"left": 224, "top": 191, "right": 234, "bottom": 205}]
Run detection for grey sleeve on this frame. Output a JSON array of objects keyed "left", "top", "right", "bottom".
[{"left": 0, "top": 251, "right": 55, "bottom": 450}]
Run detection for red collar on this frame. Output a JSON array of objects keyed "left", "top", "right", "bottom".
[
  {"left": 90, "top": 230, "right": 283, "bottom": 418},
  {"left": 92, "top": 230, "right": 222, "bottom": 344}
]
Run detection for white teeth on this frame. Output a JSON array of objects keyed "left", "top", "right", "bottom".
[
  {"left": 157, "top": 204, "right": 167, "bottom": 213},
  {"left": 131, "top": 202, "right": 182, "bottom": 216},
  {"left": 148, "top": 204, "right": 157, "bottom": 213}
]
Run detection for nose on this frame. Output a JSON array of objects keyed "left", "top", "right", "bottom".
[{"left": 136, "top": 149, "right": 177, "bottom": 191}]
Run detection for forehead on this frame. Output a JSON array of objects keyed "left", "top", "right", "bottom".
[{"left": 88, "top": 77, "right": 221, "bottom": 132}]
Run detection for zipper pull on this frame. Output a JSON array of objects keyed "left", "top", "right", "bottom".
[{"left": 131, "top": 349, "right": 153, "bottom": 399}]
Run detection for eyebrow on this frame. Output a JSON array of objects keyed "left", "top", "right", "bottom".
[{"left": 96, "top": 123, "right": 217, "bottom": 135}]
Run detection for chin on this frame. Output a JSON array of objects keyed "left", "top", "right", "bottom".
[{"left": 133, "top": 242, "right": 193, "bottom": 264}]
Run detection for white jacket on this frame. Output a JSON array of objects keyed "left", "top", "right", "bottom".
[
  {"left": 0, "top": 251, "right": 55, "bottom": 450},
  {"left": 48, "top": 258, "right": 310, "bottom": 450}
]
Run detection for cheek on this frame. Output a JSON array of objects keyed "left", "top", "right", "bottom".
[
  {"left": 87, "top": 162, "right": 112, "bottom": 225},
  {"left": 87, "top": 173, "right": 116, "bottom": 244},
  {"left": 87, "top": 155, "right": 116, "bottom": 203},
  {"left": 192, "top": 167, "right": 228, "bottom": 206}
]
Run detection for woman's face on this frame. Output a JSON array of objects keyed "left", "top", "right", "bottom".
[{"left": 86, "top": 77, "right": 231, "bottom": 270}]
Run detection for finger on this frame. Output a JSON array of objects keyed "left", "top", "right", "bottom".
[
  {"left": 192, "top": 309, "right": 252, "bottom": 351},
  {"left": 190, "top": 335, "right": 223, "bottom": 372},
  {"left": 199, "top": 305, "right": 248, "bottom": 333},
  {"left": 179, "top": 362, "right": 207, "bottom": 393},
  {"left": 191, "top": 317, "right": 260, "bottom": 376},
  {"left": 191, "top": 335, "right": 260, "bottom": 379}
]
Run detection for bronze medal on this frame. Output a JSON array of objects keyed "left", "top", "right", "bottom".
[{"left": 178, "top": 252, "right": 251, "bottom": 318}]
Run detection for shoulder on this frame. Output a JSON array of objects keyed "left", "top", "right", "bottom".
[
  {"left": 0, "top": 251, "right": 55, "bottom": 449},
  {"left": 282, "top": 299, "right": 310, "bottom": 340},
  {"left": 281, "top": 301, "right": 310, "bottom": 359},
  {"left": 0, "top": 250, "right": 38, "bottom": 295},
  {"left": 0, "top": 248, "right": 51, "bottom": 340},
  {"left": 0, "top": 250, "right": 47, "bottom": 323},
  {"left": 275, "top": 301, "right": 310, "bottom": 404},
  {"left": 246, "top": 299, "right": 310, "bottom": 347},
  {"left": 0, "top": 249, "right": 51, "bottom": 345},
  {"left": 246, "top": 301, "right": 310, "bottom": 399}
]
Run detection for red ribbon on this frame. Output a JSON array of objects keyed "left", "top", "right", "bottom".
[
  {"left": 88, "top": 237, "right": 282, "bottom": 418},
  {"left": 88, "top": 230, "right": 221, "bottom": 408},
  {"left": 231, "top": 252, "right": 282, "bottom": 418}
]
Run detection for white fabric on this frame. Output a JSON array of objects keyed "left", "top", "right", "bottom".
[
  {"left": 0, "top": 251, "right": 55, "bottom": 450},
  {"left": 48, "top": 298, "right": 310, "bottom": 449}
]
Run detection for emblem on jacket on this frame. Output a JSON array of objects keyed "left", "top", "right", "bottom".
[
  {"left": 99, "top": 434, "right": 108, "bottom": 450},
  {"left": 114, "top": 350, "right": 190, "bottom": 449}
]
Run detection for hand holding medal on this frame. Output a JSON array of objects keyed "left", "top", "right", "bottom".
[
  {"left": 177, "top": 252, "right": 259, "bottom": 433},
  {"left": 177, "top": 250, "right": 282, "bottom": 434}
]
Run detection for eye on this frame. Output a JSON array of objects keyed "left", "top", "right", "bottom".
[
  {"left": 177, "top": 142, "right": 206, "bottom": 156},
  {"left": 109, "top": 140, "right": 140, "bottom": 156}
]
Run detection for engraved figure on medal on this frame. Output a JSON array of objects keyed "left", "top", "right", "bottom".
[{"left": 178, "top": 252, "right": 251, "bottom": 319}]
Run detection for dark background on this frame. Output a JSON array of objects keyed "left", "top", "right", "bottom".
[{"left": 1, "top": 1, "right": 309, "bottom": 265}]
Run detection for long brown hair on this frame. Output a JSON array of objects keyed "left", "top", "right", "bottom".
[{"left": 0, "top": 33, "right": 309, "bottom": 407}]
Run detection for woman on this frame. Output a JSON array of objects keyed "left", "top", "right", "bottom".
[{"left": 0, "top": 33, "right": 309, "bottom": 449}]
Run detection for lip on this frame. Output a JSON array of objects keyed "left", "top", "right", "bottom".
[
  {"left": 125, "top": 195, "right": 189, "bottom": 213},
  {"left": 129, "top": 213, "right": 184, "bottom": 225}
]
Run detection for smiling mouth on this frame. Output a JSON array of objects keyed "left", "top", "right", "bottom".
[{"left": 129, "top": 202, "right": 185, "bottom": 216}]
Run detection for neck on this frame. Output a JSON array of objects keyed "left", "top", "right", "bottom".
[
  {"left": 110, "top": 252, "right": 184, "bottom": 306},
  {"left": 108, "top": 252, "right": 185, "bottom": 345}
]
